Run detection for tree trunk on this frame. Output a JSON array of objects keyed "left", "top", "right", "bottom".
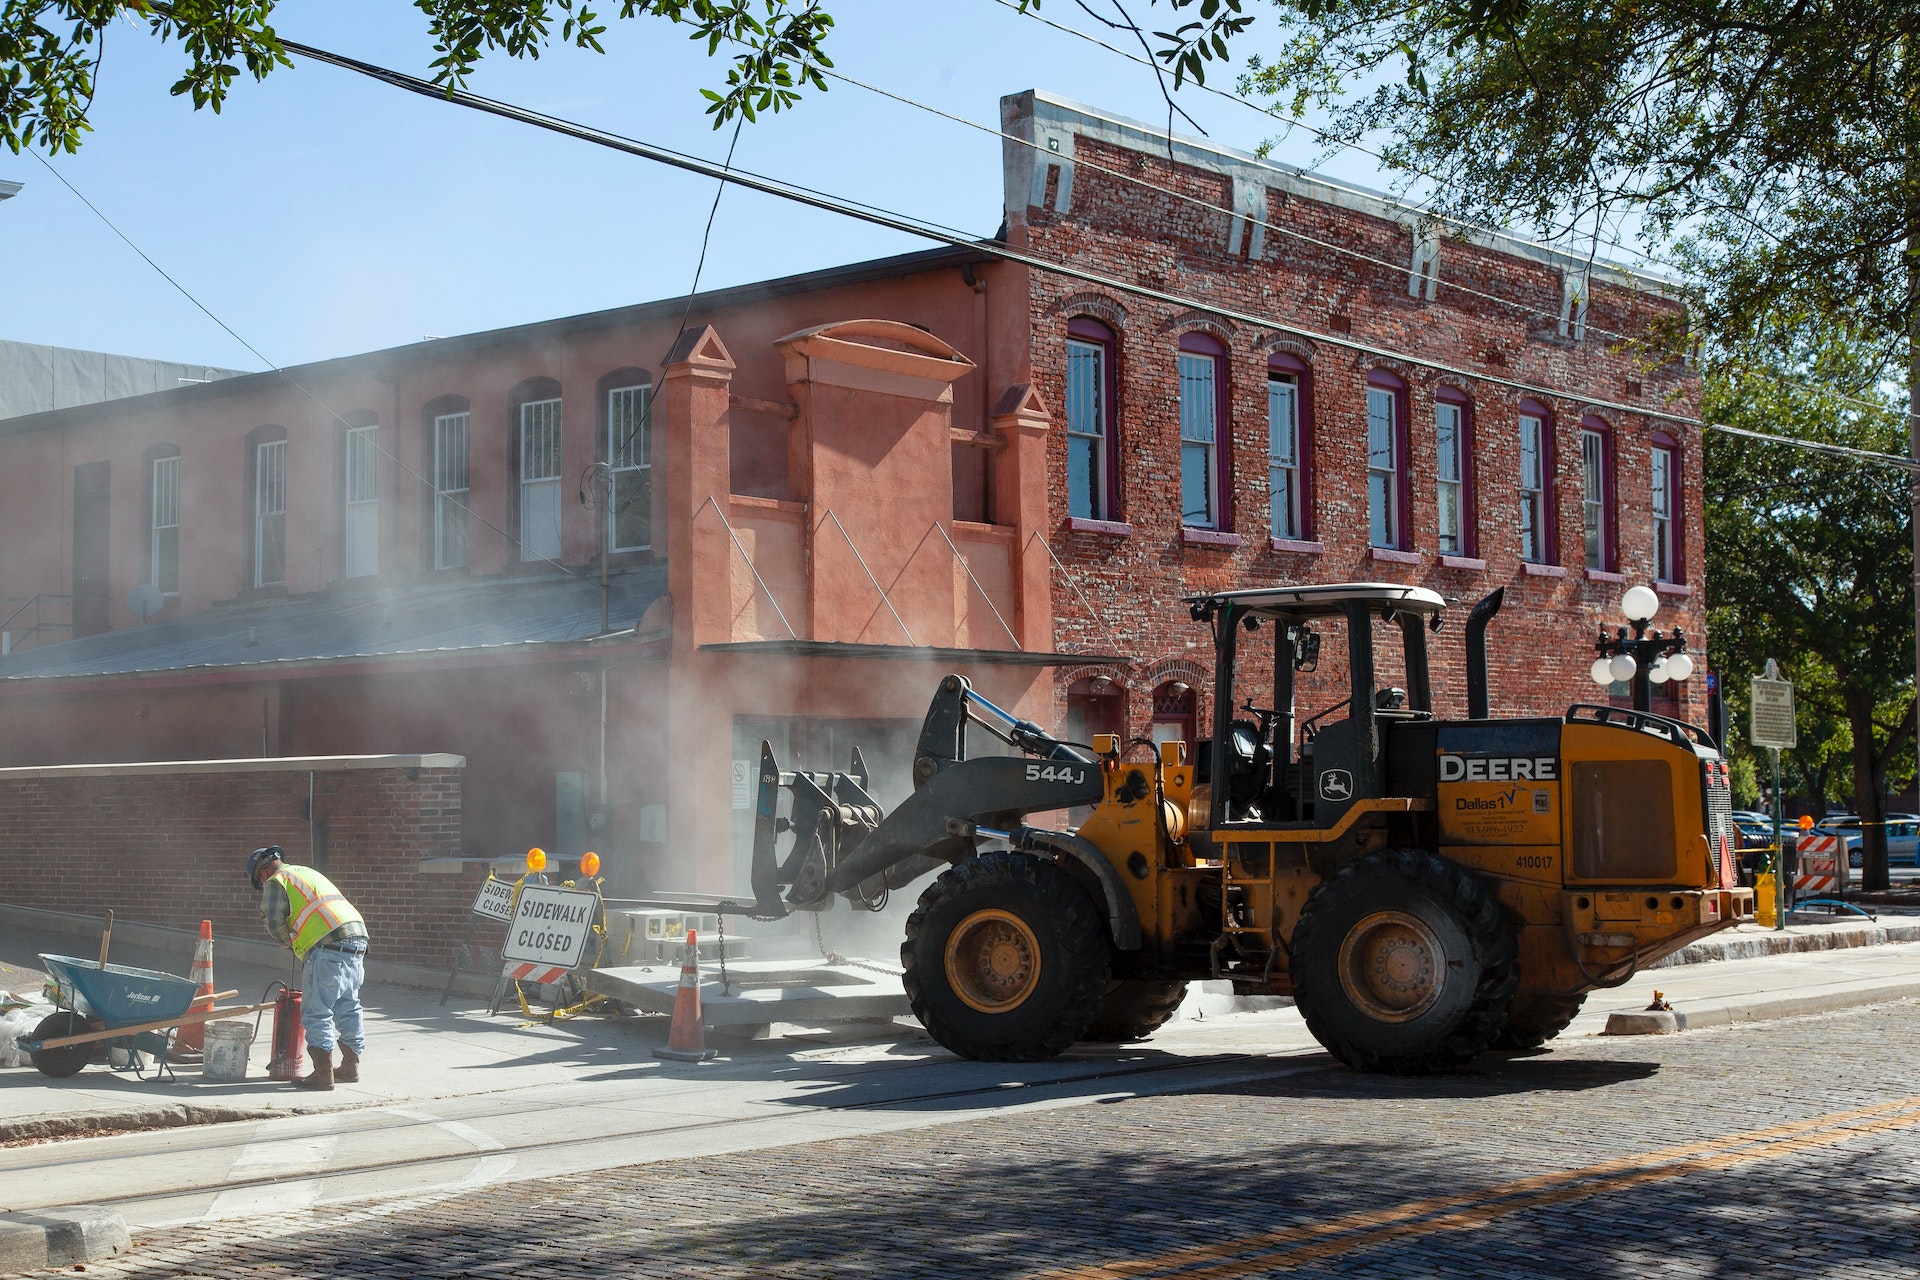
[{"left": 1846, "top": 687, "right": 1892, "bottom": 891}]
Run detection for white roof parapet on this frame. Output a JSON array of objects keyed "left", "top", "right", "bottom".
[
  {"left": 0, "top": 180, "right": 21, "bottom": 203},
  {"left": 1005, "top": 90, "right": 1680, "bottom": 295}
]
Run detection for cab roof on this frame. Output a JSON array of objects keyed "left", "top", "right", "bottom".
[{"left": 1188, "top": 582, "right": 1449, "bottom": 620}]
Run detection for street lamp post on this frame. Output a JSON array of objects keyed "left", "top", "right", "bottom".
[{"left": 1588, "top": 585, "right": 1695, "bottom": 713}]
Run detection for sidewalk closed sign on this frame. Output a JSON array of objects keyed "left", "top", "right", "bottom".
[
  {"left": 1750, "top": 676, "right": 1797, "bottom": 750},
  {"left": 501, "top": 883, "right": 599, "bottom": 970},
  {"left": 470, "top": 877, "right": 516, "bottom": 923}
]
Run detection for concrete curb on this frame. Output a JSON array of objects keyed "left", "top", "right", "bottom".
[
  {"left": 0, "top": 902, "right": 495, "bottom": 996},
  {"left": 0, "top": 1102, "right": 280, "bottom": 1147},
  {"left": 1657, "top": 921, "right": 1920, "bottom": 967},
  {"left": 0, "top": 1205, "right": 129, "bottom": 1274},
  {"left": 1605, "top": 979, "right": 1920, "bottom": 1036}
]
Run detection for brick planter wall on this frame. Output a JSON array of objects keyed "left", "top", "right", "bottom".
[{"left": 0, "top": 754, "right": 483, "bottom": 969}]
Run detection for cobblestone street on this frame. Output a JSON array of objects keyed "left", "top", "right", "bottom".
[{"left": 45, "top": 999, "right": 1920, "bottom": 1279}]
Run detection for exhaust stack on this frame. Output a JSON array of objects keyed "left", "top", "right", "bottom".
[{"left": 1464, "top": 588, "right": 1504, "bottom": 720}]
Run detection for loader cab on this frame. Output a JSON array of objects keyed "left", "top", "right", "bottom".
[{"left": 1186, "top": 583, "right": 1447, "bottom": 832}]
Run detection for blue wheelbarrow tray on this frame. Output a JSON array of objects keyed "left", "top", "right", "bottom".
[{"left": 40, "top": 953, "right": 201, "bottom": 1025}]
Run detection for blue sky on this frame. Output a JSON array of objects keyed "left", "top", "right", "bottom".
[{"left": 2, "top": 0, "right": 1396, "bottom": 371}]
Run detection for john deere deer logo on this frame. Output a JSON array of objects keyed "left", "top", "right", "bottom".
[{"left": 1318, "top": 770, "right": 1353, "bottom": 801}]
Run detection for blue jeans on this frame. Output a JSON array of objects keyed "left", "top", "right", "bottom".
[{"left": 301, "top": 943, "right": 366, "bottom": 1055}]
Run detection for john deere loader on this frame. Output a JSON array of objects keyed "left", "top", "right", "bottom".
[{"left": 746, "top": 583, "right": 1753, "bottom": 1074}]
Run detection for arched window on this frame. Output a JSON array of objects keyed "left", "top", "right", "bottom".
[
  {"left": 338, "top": 410, "right": 380, "bottom": 579},
  {"left": 1178, "top": 332, "right": 1228, "bottom": 530},
  {"left": 1434, "top": 387, "right": 1475, "bottom": 557},
  {"left": 1518, "top": 398, "right": 1556, "bottom": 563},
  {"left": 1580, "top": 415, "right": 1616, "bottom": 572},
  {"left": 1151, "top": 680, "right": 1198, "bottom": 756},
  {"left": 1652, "top": 430, "right": 1682, "bottom": 583},
  {"left": 1365, "top": 370, "right": 1408, "bottom": 550},
  {"left": 599, "top": 368, "right": 653, "bottom": 554},
  {"left": 1267, "top": 353, "right": 1312, "bottom": 542},
  {"left": 141, "top": 442, "right": 181, "bottom": 595},
  {"left": 422, "top": 395, "right": 471, "bottom": 571},
  {"left": 1065, "top": 675, "right": 1128, "bottom": 747},
  {"left": 244, "top": 425, "right": 287, "bottom": 589},
  {"left": 1065, "top": 318, "right": 1119, "bottom": 521},
  {"left": 510, "top": 377, "right": 563, "bottom": 563}
]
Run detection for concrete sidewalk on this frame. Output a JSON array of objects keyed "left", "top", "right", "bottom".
[{"left": 3, "top": 907, "right": 1919, "bottom": 1146}]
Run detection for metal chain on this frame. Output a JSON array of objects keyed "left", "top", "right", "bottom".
[
  {"left": 811, "top": 909, "right": 904, "bottom": 977},
  {"left": 716, "top": 911, "right": 732, "bottom": 997}
]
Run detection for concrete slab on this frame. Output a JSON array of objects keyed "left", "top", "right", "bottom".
[
  {"left": 588, "top": 959, "right": 910, "bottom": 1027},
  {"left": 0, "top": 1204, "right": 129, "bottom": 1273}
]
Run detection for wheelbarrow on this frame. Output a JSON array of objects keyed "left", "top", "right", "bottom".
[{"left": 23, "top": 951, "right": 273, "bottom": 1080}]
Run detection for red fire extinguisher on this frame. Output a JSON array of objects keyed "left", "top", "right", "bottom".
[{"left": 263, "top": 982, "right": 304, "bottom": 1081}]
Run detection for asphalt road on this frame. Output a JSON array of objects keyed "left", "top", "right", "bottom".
[{"left": 19, "top": 997, "right": 1920, "bottom": 1279}]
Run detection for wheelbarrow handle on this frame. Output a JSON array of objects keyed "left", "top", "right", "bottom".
[{"left": 97, "top": 910, "right": 113, "bottom": 970}]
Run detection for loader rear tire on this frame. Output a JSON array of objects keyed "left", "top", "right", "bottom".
[
  {"left": 1290, "top": 849, "right": 1517, "bottom": 1075},
  {"left": 903, "top": 850, "right": 1111, "bottom": 1061},
  {"left": 1081, "top": 980, "right": 1189, "bottom": 1043},
  {"left": 1491, "top": 994, "right": 1587, "bottom": 1051}
]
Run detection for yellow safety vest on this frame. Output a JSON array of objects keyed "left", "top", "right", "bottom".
[{"left": 272, "top": 866, "right": 365, "bottom": 960}]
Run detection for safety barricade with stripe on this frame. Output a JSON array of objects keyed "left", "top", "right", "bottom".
[
  {"left": 504, "top": 962, "right": 571, "bottom": 985},
  {"left": 1795, "top": 834, "right": 1843, "bottom": 894}
]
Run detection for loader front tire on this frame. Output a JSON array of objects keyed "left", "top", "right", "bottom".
[
  {"left": 903, "top": 851, "right": 1111, "bottom": 1061},
  {"left": 1491, "top": 994, "right": 1587, "bottom": 1051},
  {"left": 1290, "top": 849, "right": 1517, "bottom": 1075},
  {"left": 1081, "top": 981, "right": 1189, "bottom": 1042}
]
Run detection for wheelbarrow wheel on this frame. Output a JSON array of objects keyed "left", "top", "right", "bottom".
[{"left": 29, "top": 1012, "right": 93, "bottom": 1078}]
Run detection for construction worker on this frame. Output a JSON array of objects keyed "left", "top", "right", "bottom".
[{"left": 246, "top": 846, "right": 368, "bottom": 1091}]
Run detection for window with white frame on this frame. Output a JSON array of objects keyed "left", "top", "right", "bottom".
[
  {"left": 1065, "top": 337, "right": 1110, "bottom": 520},
  {"left": 254, "top": 440, "right": 285, "bottom": 588},
  {"left": 606, "top": 384, "right": 651, "bottom": 552},
  {"left": 1653, "top": 441, "right": 1678, "bottom": 582},
  {"left": 1179, "top": 348, "right": 1221, "bottom": 528},
  {"left": 1520, "top": 412, "right": 1548, "bottom": 561},
  {"left": 151, "top": 454, "right": 180, "bottom": 594},
  {"left": 519, "top": 398, "right": 563, "bottom": 561},
  {"left": 1366, "top": 385, "right": 1401, "bottom": 548},
  {"left": 1268, "top": 374, "right": 1301, "bottom": 539},
  {"left": 433, "top": 412, "right": 470, "bottom": 570},
  {"left": 344, "top": 424, "right": 379, "bottom": 578},
  {"left": 1436, "top": 400, "right": 1463, "bottom": 555},
  {"left": 1581, "top": 425, "right": 1611, "bottom": 570}
]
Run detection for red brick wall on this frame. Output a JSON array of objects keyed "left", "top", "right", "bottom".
[
  {"left": 0, "top": 761, "right": 481, "bottom": 968},
  {"left": 1018, "top": 118, "right": 1705, "bottom": 742}
]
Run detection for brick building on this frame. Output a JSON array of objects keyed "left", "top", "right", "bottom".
[{"left": 0, "top": 89, "right": 1701, "bottom": 930}]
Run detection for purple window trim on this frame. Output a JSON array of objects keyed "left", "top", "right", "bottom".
[
  {"left": 1438, "top": 555, "right": 1487, "bottom": 571},
  {"left": 1067, "top": 516, "right": 1134, "bottom": 537},
  {"left": 1270, "top": 537, "right": 1326, "bottom": 554},
  {"left": 1179, "top": 331, "right": 1231, "bottom": 531},
  {"left": 1655, "top": 581, "right": 1693, "bottom": 596},
  {"left": 1585, "top": 568, "right": 1628, "bottom": 584},
  {"left": 1369, "top": 546, "right": 1422, "bottom": 565},
  {"left": 1067, "top": 317, "right": 1122, "bottom": 522},
  {"left": 1523, "top": 561, "right": 1568, "bottom": 577},
  {"left": 1181, "top": 526, "right": 1243, "bottom": 548},
  {"left": 1581, "top": 415, "right": 1617, "bottom": 573},
  {"left": 1435, "top": 386, "right": 1476, "bottom": 559},
  {"left": 1366, "top": 370, "right": 1412, "bottom": 552},
  {"left": 1519, "top": 398, "right": 1557, "bottom": 565},
  {"left": 1269, "top": 353, "right": 1314, "bottom": 542},
  {"left": 1652, "top": 429, "right": 1683, "bottom": 583}
]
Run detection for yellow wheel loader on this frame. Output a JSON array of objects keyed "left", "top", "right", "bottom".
[{"left": 749, "top": 583, "right": 1753, "bottom": 1073}]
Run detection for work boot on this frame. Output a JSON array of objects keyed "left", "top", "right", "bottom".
[
  {"left": 293, "top": 1046, "right": 334, "bottom": 1091},
  {"left": 336, "top": 1044, "right": 360, "bottom": 1084}
]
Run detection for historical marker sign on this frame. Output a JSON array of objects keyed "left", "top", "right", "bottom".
[
  {"left": 1750, "top": 676, "right": 1797, "bottom": 750},
  {"left": 500, "top": 883, "right": 599, "bottom": 970}
]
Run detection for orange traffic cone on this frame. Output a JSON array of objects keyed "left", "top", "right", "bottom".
[
  {"left": 176, "top": 920, "right": 216, "bottom": 1055},
  {"left": 654, "top": 929, "right": 717, "bottom": 1062}
]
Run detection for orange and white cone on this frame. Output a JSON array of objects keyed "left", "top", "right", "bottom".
[
  {"left": 176, "top": 920, "right": 216, "bottom": 1055},
  {"left": 654, "top": 929, "right": 716, "bottom": 1062}
]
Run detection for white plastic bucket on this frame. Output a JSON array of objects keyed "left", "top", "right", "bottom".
[{"left": 202, "top": 1020, "right": 253, "bottom": 1082}]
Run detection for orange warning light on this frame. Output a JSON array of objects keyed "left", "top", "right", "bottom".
[
  {"left": 580, "top": 851, "right": 601, "bottom": 878},
  {"left": 1797, "top": 815, "right": 1814, "bottom": 831},
  {"left": 527, "top": 847, "right": 548, "bottom": 872}
]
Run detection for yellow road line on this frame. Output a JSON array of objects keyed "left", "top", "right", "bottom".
[{"left": 1029, "top": 1095, "right": 1920, "bottom": 1280}]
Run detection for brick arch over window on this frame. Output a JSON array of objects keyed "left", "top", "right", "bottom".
[
  {"left": 423, "top": 394, "right": 471, "bottom": 572},
  {"left": 243, "top": 424, "right": 288, "bottom": 591},
  {"left": 509, "top": 376, "right": 563, "bottom": 563},
  {"left": 1057, "top": 291, "right": 1128, "bottom": 330},
  {"left": 141, "top": 441, "right": 182, "bottom": 597},
  {"left": 1254, "top": 335, "right": 1316, "bottom": 365},
  {"left": 1166, "top": 313, "right": 1236, "bottom": 345},
  {"left": 598, "top": 367, "right": 655, "bottom": 555},
  {"left": 1063, "top": 671, "right": 1129, "bottom": 747}
]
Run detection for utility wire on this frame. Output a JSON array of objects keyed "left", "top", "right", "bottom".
[{"left": 28, "top": 152, "right": 579, "bottom": 577}]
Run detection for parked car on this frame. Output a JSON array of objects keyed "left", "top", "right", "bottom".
[
  {"left": 1813, "top": 816, "right": 1920, "bottom": 868},
  {"left": 1730, "top": 810, "right": 1771, "bottom": 825}
]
